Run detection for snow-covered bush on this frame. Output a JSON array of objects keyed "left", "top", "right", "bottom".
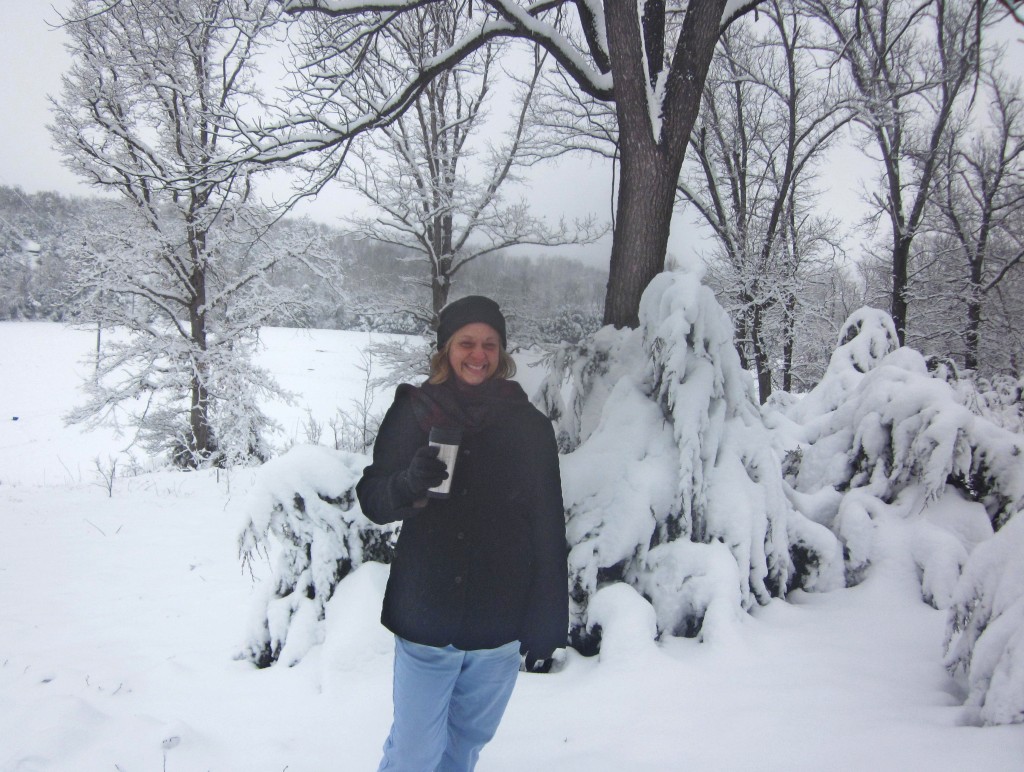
[
  {"left": 769, "top": 307, "right": 1024, "bottom": 557},
  {"left": 237, "top": 445, "right": 395, "bottom": 667},
  {"left": 538, "top": 269, "right": 844, "bottom": 653},
  {"left": 937, "top": 367, "right": 1024, "bottom": 435},
  {"left": 945, "top": 512, "right": 1024, "bottom": 725},
  {"left": 766, "top": 307, "right": 1024, "bottom": 726}
]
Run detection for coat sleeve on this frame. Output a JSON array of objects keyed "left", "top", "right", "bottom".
[
  {"left": 356, "top": 394, "right": 428, "bottom": 525},
  {"left": 520, "top": 413, "right": 569, "bottom": 659}
]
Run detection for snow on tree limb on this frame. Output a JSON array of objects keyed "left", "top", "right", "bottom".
[
  {"left": 280, "top": 0, "right": 613, "bottom": 102},
  {"left": 721, "top": 0, "right": 765, "bottom": 28}
]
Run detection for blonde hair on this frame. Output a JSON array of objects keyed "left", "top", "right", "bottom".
[{"left": 428, "top": 340, "right": 517, "bottom": 385}]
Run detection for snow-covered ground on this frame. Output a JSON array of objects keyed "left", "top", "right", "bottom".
[{"left": 1, "top": 321, "right": 1022, "bottom": 771}]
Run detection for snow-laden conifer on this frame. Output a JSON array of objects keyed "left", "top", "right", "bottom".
[
  {"left": 539, "top": 268, "right": 844, "bottom": 651},
  {"left": 766, "top": 306, "right": 1024, "bottom": 725},
  {"left": 945, "top": 512, "right": 1024, "bottom": 726},
  {"left": 237, "top": 445, "right": 394, "bottom": 667}
]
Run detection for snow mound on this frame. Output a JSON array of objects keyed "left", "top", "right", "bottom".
[
  {"left": 585, "top": 583, "right": 660, "bottom": 665},
  {"left": 322, "top": 561, "right": 393, "bottom": 675}
]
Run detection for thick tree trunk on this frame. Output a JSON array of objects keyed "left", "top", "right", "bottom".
[
  {"left": 601, "top": 0, "right": 726, "bottom": 328},
  {"left": 603, "top": 143, "right": 679, "bottom": 328}
]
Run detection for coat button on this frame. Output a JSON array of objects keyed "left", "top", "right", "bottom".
[
  {"left": 457, "top": 532, "right": 465, "bottom": 540},
  {"left": 454, "top": 576, "right": 463, "bottom": 584}
]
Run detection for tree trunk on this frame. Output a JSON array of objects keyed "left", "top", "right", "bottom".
[
  {"left": 750, "top": 304, "right": 772, "bottom": 404},
  {"left": 603, "top": 141, "right": 679, "bottom": 328},
  {"left": 734, "top": 314, "right": 751, "bottom": 371},
  {"left": 601, "top": 0, "right": 725, "bottom": 328},
  {"left": 965, "top": 256, "right": 983, "bottom": 371},
  {"left": 429, "top": 209, "right": 457, "bottom": 324},
  {"left": 782, "top": 292, "right": 796, "bottom": 393},
  {"left": 188, "top": 237, "right": 212, "bottom": 464},
  {"left": 892, "top": 235, "right": 911, "bottom": 346},
  {"left": 431, "top": 255, "right": 453, "bottom": 324},
  {"left": 188, "top": 328, "right": 212, "bottom": 463}
]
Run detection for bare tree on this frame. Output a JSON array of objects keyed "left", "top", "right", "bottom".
[
  {"left": 930, "top": 69, "right": 1024, "bottom": 369},
  {"left": 290, "top": 4, "right": 600, "bottom": 328},
  {"left": 807, "top": 0, "right": 991, "bottom": 344},
  {"left": 677, "top": 0, "right": 850, "bottom": 402},
  {"left": 50, "top": 0, "right": 329, "bottom": 466},
  {"left": 269, "top": 0, "right": 765, "bottom": 329}
]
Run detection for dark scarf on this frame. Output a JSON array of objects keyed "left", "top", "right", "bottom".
[{"left": 398, "top": 377, "right": 530, "bottom": 435}]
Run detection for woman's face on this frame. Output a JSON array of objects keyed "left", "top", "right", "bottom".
[{"left": 447, "top": 323, "right": 501, "bottom": 386}]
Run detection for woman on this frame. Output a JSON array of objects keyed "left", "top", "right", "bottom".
[{"left": 357, "top": 295, "right": 568, "bottom": 772}]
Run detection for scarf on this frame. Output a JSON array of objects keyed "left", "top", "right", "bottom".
[{"left": 398, "top": 377, "right": 530, "bottom": 436}]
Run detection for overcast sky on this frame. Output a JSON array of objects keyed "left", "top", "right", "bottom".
[
  {"left": 2, "top": 4, "right": 1021, "bottom": 271},
  {"left": 1, "top": 2, "right": 81, "bottom": 197}
]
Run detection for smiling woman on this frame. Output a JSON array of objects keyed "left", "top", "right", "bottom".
[
  {"left": 355, "top": 294, "right": 568, "bottom": 772},
  {"left": 445, "top": 323, "right": 502, "bottom": 386},
  {"left": 428, "top": 296, "right": 515, "bottom": 387}
]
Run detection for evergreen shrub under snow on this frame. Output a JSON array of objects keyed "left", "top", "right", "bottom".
[
  {"left": 237, "top": 445, "right": 394, "bottom": 667},
  {"left": 764, "top": 306, "right": 1024, "bottom": 725},
  {"left": 535, "top": 270, "right": 845, "bottom": 651},
  {"left": 944, "top": 513, "right": 1024, "bottom": 725}
]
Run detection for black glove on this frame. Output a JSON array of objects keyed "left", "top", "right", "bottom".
[
  {"left": 398, "top": 445, "right": 448, "bottom": 499},
  {"left": 523, "top": 652, "right": 553, "bottom": 674}
]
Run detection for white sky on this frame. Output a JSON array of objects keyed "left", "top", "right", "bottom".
[
  {"left": 1, "top": 5, "right": 1021, "bottom": 271},
  {"left": 0, "top": 1, "right": 82, "bottom": 197}
]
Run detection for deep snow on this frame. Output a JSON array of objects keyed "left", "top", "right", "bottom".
[{"left": 1, "top": 321, "right": 1023, "bottom": 771}]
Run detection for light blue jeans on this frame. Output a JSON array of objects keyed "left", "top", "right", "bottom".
[{"left": 378, "top": 636, "right": 521, "bottom": 772}]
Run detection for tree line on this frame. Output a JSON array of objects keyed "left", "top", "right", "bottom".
[{"left": 0, "top": 185, "right": 605, "bottom": 337}]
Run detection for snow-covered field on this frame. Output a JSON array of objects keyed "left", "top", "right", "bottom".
[{"left": 1, "top": 321, "right": 1023, "bottom": 771}]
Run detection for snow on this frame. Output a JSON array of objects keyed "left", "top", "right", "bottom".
[
  {"left": 2, "top": 319, "right": 1024, "bottom": 768},
  {"left": 946, "top": 511, "right": 1024, "bottom": 725},
  {"left": 722, "top": 0, "right": 758, "bottom": 28},
  {"left": 550, "top": 269, "right": 845, "bottom": 650}
]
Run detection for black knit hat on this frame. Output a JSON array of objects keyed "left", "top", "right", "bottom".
[{"left": 436, "top": 295, "right": 507, "bottom": 351}]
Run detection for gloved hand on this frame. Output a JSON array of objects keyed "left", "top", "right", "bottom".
[
  {"left": 398, "top": 445, "right": 449, "bottom": 499},
  {"left": 523, "top": 652, "right": 553, "bottom": 674}
]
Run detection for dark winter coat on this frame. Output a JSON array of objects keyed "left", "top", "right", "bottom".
[{"left": 356, "top": 378, "right": 568, "bottom": 660}]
